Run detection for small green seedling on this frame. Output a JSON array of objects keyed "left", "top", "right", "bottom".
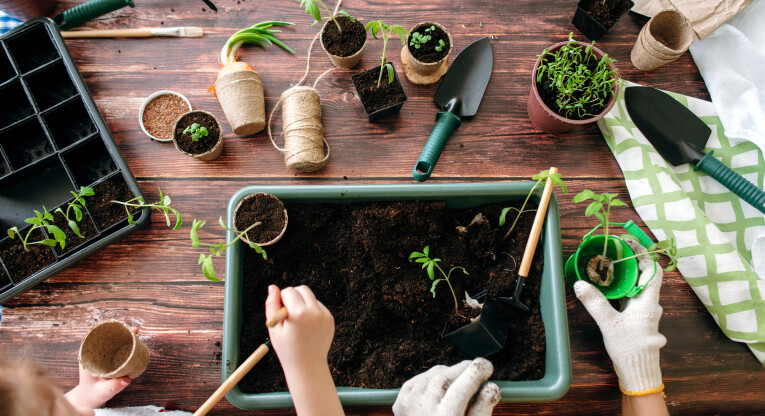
[
  {"left": 613, "top": 236, "right": 679, "bottom": 272},
  {"left": 535, "top": 33, "right": 619, "bottom": 118},
  {"left": 409, "top": 245, "right": 468, "bottom": 313},
  {"left": 54, "top": 186, "right": 94, "bottom": 238},
  {"left": 500, "top": 169, "right": 567, "bottom": 238},
  {"left": 573, "top": 190, "right": 627, "bottom": 271},
  {"left": 299, "top": 0, "right": 355, "bottom": 32},
  {"left": 435, "top": 39, "right": 446, "bottom": 52},
  {"left": 365, "top": 20, "right": 408, "bottom": 88},
  {"left": 191, "top": 217, "right": 267, "bottom": 281},
  {"left": 409, "top": 30, "right": 431, "bottom": 49},
  {"left": 183, "top": 123, "right": 208, "bottom": 142},
  {"left": 7, "top": 207, "right": 67, "bottom": 251},
  {"left": 110, "top": 188, "right": 182, "bottom": 229}
]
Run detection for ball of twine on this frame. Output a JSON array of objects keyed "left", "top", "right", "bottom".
[{"left": 268, "top": 85, "right": 329, "bottom": 172}]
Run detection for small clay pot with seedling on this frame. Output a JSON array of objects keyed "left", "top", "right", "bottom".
[
  {"left": 173, "top": 110, "right": 223, "bottom": 161},
  {"left": 401, "top": 22, "right": 452, "bottom": 85},
  {"left": 300, "top": 0, "right": 366, "bottom": 69},
  {"left": 352, "top": 21, "right": 408, "bottom": 121},
  {"left": 410, "top": 246, "right": 508, "bottom": 358},
  {"left": 528, "top": 33, "right": 619, "bottom": 134},
  {"left": 572, "top": 0, "right": 634, "bottom": 41},
  {"left": 565, "top": 190, "right": 678, "bottom": 299}
]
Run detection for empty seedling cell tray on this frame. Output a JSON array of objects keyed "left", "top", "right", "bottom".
[{"left": 0, "top": 18, "right": 148, "bottom": 304}]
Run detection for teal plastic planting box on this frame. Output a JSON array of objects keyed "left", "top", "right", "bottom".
[{"left": 222, "top": 183, "right": 571, "bottom": 409}]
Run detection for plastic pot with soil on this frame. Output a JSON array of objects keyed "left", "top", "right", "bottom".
[
  {"left": 321, "top": 15, "right": 367, "bottom": 69},
  {"left": 352, "top": 65, "right": 407, "bottom": 121},
  {"left": 572, "top": 0, "right": 634, "bottom": 41},
  {"left": 173, "top": 110, "right": 223, "bottom": 161},
  {"left": 527, "top": 34, "right": 619, "bottom": 134},
  {"left": 402, "top": 21, "right": 452, "bottom": 85}
]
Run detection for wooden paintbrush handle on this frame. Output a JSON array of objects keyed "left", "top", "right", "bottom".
[
  {"left": 518, "top": 167, "right": 557, "bottom": 277},
  {"left": 61, "top": 28, "right": 153, "bottom": 38}
]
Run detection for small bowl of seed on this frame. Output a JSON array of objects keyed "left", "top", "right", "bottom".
[{"left": 140, "top": 90, "right": 192, "bottom": 142}]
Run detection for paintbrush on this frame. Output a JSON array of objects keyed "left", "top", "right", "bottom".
[{"left": 61, "top": 27, "right": 204, "bottom": 38}]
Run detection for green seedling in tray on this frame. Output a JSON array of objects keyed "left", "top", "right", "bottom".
[
  {"left": 299, "top": 0, "right": 355, "bottom": 32},
  {"left": 183, "top": 123, "right": 208, "bottom": 142},
  {"left": 500, "top": 169, "right": 567, "bottom": 238},
  {"left": 409, "top": 245, "right": 468, "bottom": 313},
  {"left": 536, "top": 32, "right": 618, "bottom": 119},
  {"left": 365, "top": 20, "right": 408, "bottom": 88},
  {"left": 191, "top": 217, "right": 267, "bottom": 281},
  {"left": 111, "top": 188, "right": 182, "bottom": 229},
  {"left": 7, "top": 207, "right": 67, "bottom": 252},
  {"left": 54, "top": 186, "right": 94, "bottom": 238}
]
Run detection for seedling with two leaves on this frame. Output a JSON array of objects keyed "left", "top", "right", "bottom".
[
  {"left": 183, "top": 123, "right": 208, "bottom": 142},
  {"left": 54, "top": 186, "right": 94, "bottom": 238},
  {"left": 7, "top": 207, "right": 67, "bottom": 252},
  {"left": 191, "top": 218, "right": 267, "bottom": 281},
  {"left": 365, "top": 20, "right": 408, "bottom": 88},
  {"left": 110, "top": 188, "right": 182, "bottom": 229},
  {"left": 409, "top": 245, "right": 468, "bottom": 314},
  {"left": 299, "top": 0, "right": 355, "bottom": 32}
]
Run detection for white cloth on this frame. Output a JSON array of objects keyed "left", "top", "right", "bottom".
[
  {"left": 574, "top": 240, "right": 666, "bottom": 394},
  {"left": 94, "top": 406, "right": 191, "bottom": 416},
  {"left": 393, "top": 358, "right": 501, "bottom": 416}
]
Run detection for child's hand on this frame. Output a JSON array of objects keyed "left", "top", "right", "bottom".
[{"left": 265, "top": 285, "right": 334, "bottom": 378}]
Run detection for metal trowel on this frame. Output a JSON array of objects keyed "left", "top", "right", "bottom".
[
  {"left": 412, "top": 37, "right": 493, "bottom": 182},
  {"left": 625, "top": 86, "right": 765, "bottom": 214}
]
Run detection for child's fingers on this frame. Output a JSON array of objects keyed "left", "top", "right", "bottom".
[
  {"left": 265, "top": 285, "right": 284, "bottom": 323},
  {"left": 280, "top": 286, "right": 307, "bottom": 314},
  {"left": 295, "top": 285, "right": 318, "bottom": 307}
]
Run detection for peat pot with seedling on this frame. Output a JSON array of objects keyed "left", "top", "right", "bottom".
[
  {"left": 352, "top": 20, "right": 408, "bottom": 121},
  {"left": 173, "top": 110, "right": 223, "bottom": 161},
  {"left": 402, "top": 21, "right": 452, "bottom": 85},
  {"left": 300, "top": 0, "right": 367, "bottom": 69},
  {"left": 528, "top": 33, "right": 619, "bottom": 134},
  {"left": 572, "top": 0, "right": 634, "bottom": 41}
]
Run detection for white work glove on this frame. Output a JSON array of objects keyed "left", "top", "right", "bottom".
[
  {"left": 392, "top": 358, "right": 501, "bottom": 416},
  {"left": 574, "top": 239, "right": 667, "bottom": 396}
]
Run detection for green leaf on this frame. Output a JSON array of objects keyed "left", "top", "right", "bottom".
[
  {"left": 127, "top": 212, "right": 136, "bottom": 226},
  {"left": 73, "top": 205, "right": 83, "bottom": 222},
  {"left": 385, "top": 63, "right": 394, "bottom": 84},
  {"left": 68, "top": 220, "right": 83, "bottom": 238},
  {"left": 430, "top": 279, "right": 441, "bottom": 298},
  {"left": 191, "top": 219, "right": 206, "bottom": 248},
  {"left": 499, "top": 207, "right": 513, "bottom": 226},
  {"left": 415, "top": 257, "right": 428, "bottom": 263},
  {"left": 8, "top": 227, "right": 19, "bottom": 239},
  {"left": 81, "top": 186, "right": 95, "bottom": 197},
  {"left": 25, "top": 217, "right": 42, "bottom": 226},
  {"left": 198, "top": 253, "right": 207, "bottom": 265},
  {"left": 584, "top": 201, "right": 602, "bottom": 217},
  {"left": 409, "top": 251, "right": 425, "bottom": 260},
  {"left": 427, "top": 262, "right": 435, "bottom": 280},
  {"left": 163, "top": 195, "right": 171, "bottom": 206},
  {"left": 47, "top": 225, "right": 66, "bottom": 247},
  {"left": 423, "top": 246, "right": 430, "bottom": 257},
  {"left": 201, "top": 256, "right": 220, "bottom": 281},
  {"left": 40, "top": 239, "right": 57, "bottom": 247},
  {"left": 252, "top": 244, "right": 268, "bottom": 260},
  {"left": 170, "top": 208, "right": 182, "bottom": 230},
  {"left": 610, "top": 198, "right": 627, "bottom": 207},
  {"left": 218, "top": 216, "right": 227, "bottom": 229},
  {"left": 573, "top": 189, "right": 595, "bottom": 203}
]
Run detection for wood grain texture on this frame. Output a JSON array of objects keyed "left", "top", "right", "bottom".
[{"left": 0, "top": 0, "right": 762, "bottom": 415}]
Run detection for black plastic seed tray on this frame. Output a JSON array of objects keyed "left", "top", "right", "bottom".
[{"left": 0, "top": 18, "right": 148, "bottom": 304}]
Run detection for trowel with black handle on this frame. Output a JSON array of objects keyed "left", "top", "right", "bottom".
[
  {"left": 412, "top": 37, "right": 493, "bottom": 182},
  {"left": 625, "top": 86, "right": 765, "bottom": 214}
]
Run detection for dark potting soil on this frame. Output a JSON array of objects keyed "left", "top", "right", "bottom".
[
  {"left": 239, "top": 200, "right": 546, "bottom": 393},
  {"left": 448, "top": 300, "right": 482, "bottom": 328},
  {"left": 0, "top": 228, "right": 56, "bottom": 281},
  {"left": 321, "top": 15, "right": 366, "bottom": 57},
  {"left": 352, "top": 67, "right": 407, "bottom": 115},
  {"left": 408, "top": 23, "right": 451, "bottom": 63},
  {"left": 579, "top": 0, "right": 633, "bottom": 29},
  {"left": 143, "top": 94, "right": 191, "bottom": 141},
  {"left": 536, "top": 52, "right": 610, "bottom": 120},
  {"left": 85, "top": 175, "right": 137, "bottom": 230},
  {"left": 234, "top": 194, "right": 286, "bottom": 244},
  {"left": 52, "top": 205, "right": 98, "bottom": 255},
  {"left": 174, "top": 112, "right": 220, "bottom": 155}
]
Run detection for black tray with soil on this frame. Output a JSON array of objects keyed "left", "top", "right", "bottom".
[
  {"left": 238, "top": 200, "right": 546, "bottom": 393},
  {"left": 321, "top": 15, "right": 366, "bottom": 57},
  {"left": 572, "top": 0, "right": 634, "bottom": 41},
  {"left": 0, "top": 18, "right": 148, "bottom": 304},
  {"left": 351, "top": 65, "right": 407, "bottom": 121}
]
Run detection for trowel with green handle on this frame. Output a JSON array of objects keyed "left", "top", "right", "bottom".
[
  {"left": 412, "top": 37, "right": 493, "bottom": 182},
  {"left": 625, "top": 86, "right": 765, "bottom": 214}
]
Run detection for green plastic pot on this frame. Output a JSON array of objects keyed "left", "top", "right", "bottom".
[
  {"left": 564, "top": 234, "right": 640, "bottom": 299},
  {"left": 222, "top": 182, "right": 571, "bottom": 409}
]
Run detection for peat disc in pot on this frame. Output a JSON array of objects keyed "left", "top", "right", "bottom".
[
  {"left": 320, "top": 15, "right": 367, "bottom": 69},
  {"left": 234, "top": 193, "right": 288, "bottom": 246},
  {"left": 173, "top": 110, "right": 223, "bottom": 161},
  {"left": 79, "top": 321, "right": 150, "bottom": 379},
  {"left": 441, "top": 291, "right": 509, "bottom": 359}
]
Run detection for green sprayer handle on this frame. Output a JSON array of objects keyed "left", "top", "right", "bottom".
[
  {"left": 695, "top": 150, "right": 765, "bottom": 215},
  {"left": 55, "top": 0, "right": 135, "bottom": 30},
  {"left": 413, "top": 111, "right": 461, "bottom": 182},
  {"left": 623, "top": 220, "right": 655, "bottom": 249}
]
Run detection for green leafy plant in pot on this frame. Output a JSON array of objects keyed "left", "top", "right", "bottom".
[
  {"left": 565, "top": 190, "right": 678, "bottom": 299},
  {"left": 410, "top": 246, "right": 508, "bottom": 358},
  {"left": 300, "top": 0, "right": 367, "bottom": 69},
  {"left": 527, "top": 33, "right": 619, "bottom": 134}
]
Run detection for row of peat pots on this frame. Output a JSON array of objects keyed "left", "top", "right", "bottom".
[
  {"left": 0, "top": 19, "right": 149, "bottom": 302},
  {"left": 222, "top": 183, "right": 571, "bottom": 409}
]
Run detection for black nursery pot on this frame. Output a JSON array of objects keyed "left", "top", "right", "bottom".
[
  {"left": 351, "top": 65, "right": 408, "bottom": 122},
  {"left": 441, "top": 290, "right": 509, "bottom": 359},
  {"left": 572, "top": 0, "right": 635, "bottom": 41}
]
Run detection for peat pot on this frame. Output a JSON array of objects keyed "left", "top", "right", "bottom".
[
  {"left": 223, "top": 182, "right": 571, "bottom": 409},
  {"left": 441, "top": 290, "right": 508, "bottom": 359}
]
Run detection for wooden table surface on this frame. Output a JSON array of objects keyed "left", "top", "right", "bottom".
[{"left": 1, "top": 0, "right": 763, "bottom": 414}]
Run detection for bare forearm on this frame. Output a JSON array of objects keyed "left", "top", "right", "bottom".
[
  {"left": 284, "top": 362, "right": 344, "bottom": 416},
  {"left": 623, "top": 393, "right": 669, "bottom": 416}
]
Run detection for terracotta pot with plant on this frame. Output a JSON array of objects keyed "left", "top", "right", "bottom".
[
  {"left": 401, "top": 21, "right": 452, "bottom": 85},
  {"left": 527, "top": 33, "right": 620, "bottom": 134},
  {"left": 173, "top": 110, "right": 223, "bottom": 161}
]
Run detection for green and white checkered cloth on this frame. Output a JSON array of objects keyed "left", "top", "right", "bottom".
[{"left": 598, "top": 80, "right": 765, "bottom": 363}]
